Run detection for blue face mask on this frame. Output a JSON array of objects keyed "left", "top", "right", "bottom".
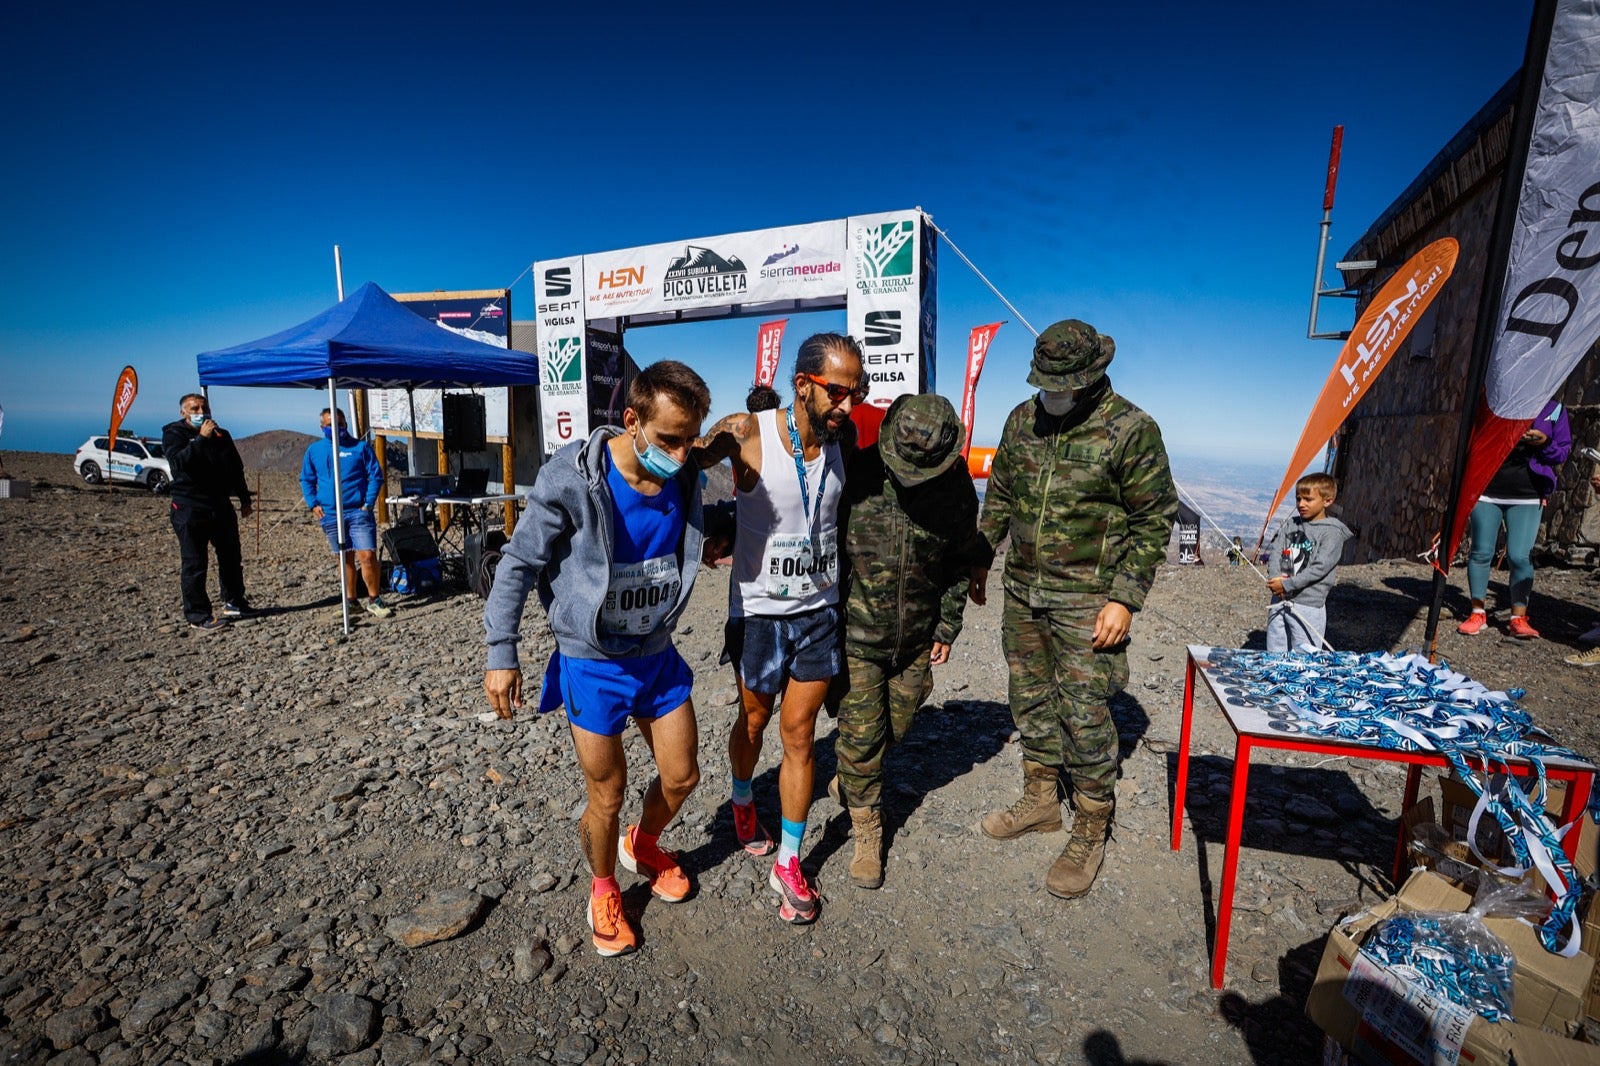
[
  {"left": 322, "top": 426, "right": 334, "bottom": 439},
  {"left": 633, "top": 427, "right": 683, "bottom": 479},
  {"left": 188, "top": 413, "right": 206, "bottom": 427}
]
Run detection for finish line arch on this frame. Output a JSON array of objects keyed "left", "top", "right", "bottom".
[{"left": 531, "top": 209, "right": 935, "bottom": 453}]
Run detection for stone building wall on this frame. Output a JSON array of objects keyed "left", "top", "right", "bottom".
[{"left": 1330, "top": 87, "right": 1600, "bottom": 564}]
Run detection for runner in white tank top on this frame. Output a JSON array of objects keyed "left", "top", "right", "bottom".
[
  {"left": 728, "top": 406, "right": 845, "bottom": 618},
  {"left": 690, "top": 332, "right": 867, "bottom": 925}
]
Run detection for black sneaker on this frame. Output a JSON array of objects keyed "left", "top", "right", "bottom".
[
  {"left": 219, "top": 601, "right": 254, "bottom": 618},
  {"left": 189, "top": 617, "right": 229, "bottom": 632}
]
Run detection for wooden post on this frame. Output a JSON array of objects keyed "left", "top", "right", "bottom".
[
  {"left": 502, "top": 442, "right": 516, "bottom": 534},
  {"left": 374, "top": 432, "right": 389, "bottom": 525},
  {"left": 436, "top": 438, "right": 452, "bottom": 527}
]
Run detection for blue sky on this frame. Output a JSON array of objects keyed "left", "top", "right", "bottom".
[{"left": 1, "top": 2, "right": 1534, "bottom": 472}]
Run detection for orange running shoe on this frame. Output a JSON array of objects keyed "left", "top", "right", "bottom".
[
  {"left": 1508, "top": 615, "right": 1541, "bottom": 639},
  {"left": 733, "top": 801, "right": 775, "bottom": 856},
  {"left": 1457, "top": 611, "right": 1488, "bottom": 635},
  {"left": 586, "top": 890, "right": 637, "bottom": 957},
  {"left": 618, "top": 825, "right": 691, "bottom": 903}
]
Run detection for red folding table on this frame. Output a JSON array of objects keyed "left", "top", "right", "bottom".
[{"left": 1169, "top": 645, "right": 1595, "bottom": 989}]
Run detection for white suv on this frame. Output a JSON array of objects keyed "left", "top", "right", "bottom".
[{"left": 74, "top": 435, "right": 172, "bottom": 493}]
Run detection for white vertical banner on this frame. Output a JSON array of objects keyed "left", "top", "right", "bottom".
[
  {"left": 1485, "top": 0, "right": 1600, "bottom": 419},
  {"left": 535, "top": 257, "right": 588, "bottom": 453},
  {"left": 848, "top": 210, "right": 926, "bottom": 409}
]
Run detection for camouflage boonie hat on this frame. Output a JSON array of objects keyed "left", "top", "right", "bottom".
[
  {"left": 880, "top": 393, "right": 966, "bottom": 486},
  {"left": 1026, "top": 319, "right": 1115, "bottom": 391}
]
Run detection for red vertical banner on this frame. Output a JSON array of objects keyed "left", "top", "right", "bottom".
[
  {"left": 754, "top": 319, "right": 788, "bottom": 388},
  {"left": 108, "top": 365, "right": 138, "bottom": 448},
  {"left": 959, "top": 322, "right": 1003, "bottom": 459}
]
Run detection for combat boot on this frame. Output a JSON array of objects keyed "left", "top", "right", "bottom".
[
  {"left": 980, "top": 760, "right": 1063, "bottom": 839},
  {"left": 1046, "top": 793, "right": 1114, "bottom": 899},
  {"left": 848, "top": 807, "right": 884, "bottom": 889}
]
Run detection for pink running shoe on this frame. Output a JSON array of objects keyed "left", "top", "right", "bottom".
[
  {"left": 732, "top": 801, "right": 774, "bottom": 856},
  {"left": 1508, "top": 615, "right": 1541, "bottom": 639},
  {"left": 769, "top": 856, "right": 819, "bottom": 924},
  {"left": 1457, "top": 611, "right": 1488, "bottom": 635}
]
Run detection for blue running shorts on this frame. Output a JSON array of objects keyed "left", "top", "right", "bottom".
[
  {"left": 723, "top": 605, "right": 842, "bottom": 696},
  {"left": 541, "top": 646, "right": 694, "bottom": 737}
]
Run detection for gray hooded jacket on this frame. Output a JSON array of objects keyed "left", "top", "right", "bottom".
[
  {"left": 1266, "top": 514, "right": 1353, "bottom": 609},
  {"left": 484, "top": 428, "right": 705, "bottom": 671}
]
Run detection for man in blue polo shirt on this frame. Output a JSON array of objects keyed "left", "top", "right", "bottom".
[{"left": 300, "top": 408, "right": 392, "bottom": 618}]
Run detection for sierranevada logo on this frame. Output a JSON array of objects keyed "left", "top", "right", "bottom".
[
  {"left": 542, "top": 336, "right": 584, "bottom": 386},
  {"left": 857, "top": 221, "right": 915, "bottom": 292}
]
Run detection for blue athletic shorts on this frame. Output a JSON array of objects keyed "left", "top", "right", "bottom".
[
  {"left": 321, "top": 508, "right": 377, "bottom": 553},
  {"left": 723, "top": 605, "right": 842, "bottom": 696},
  {"left": 542, "top": 646, "right": 694, "bottom": 737}
]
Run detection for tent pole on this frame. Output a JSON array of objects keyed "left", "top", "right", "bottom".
[
  {"left": 329, "top": 377, "right": 350, "bottom": 636},
  {"left": 406, "top": 387, "right": 419, "bottom": 476}
]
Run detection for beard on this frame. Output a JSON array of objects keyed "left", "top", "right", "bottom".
[{"left": 806, "top": 393, "right": 850, "bottom": 442}]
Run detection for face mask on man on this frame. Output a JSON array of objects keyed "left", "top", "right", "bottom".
[
  {"left": 188, "top": 412, "right": 207, "bottom": 428},
  {"left": 1038, "top": 390, "right": 1076, "bottom": 416},
  {"left": 633, "top": 426, "right": 683, "bottom": 479}
]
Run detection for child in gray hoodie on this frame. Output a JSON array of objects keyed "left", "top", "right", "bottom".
[{"left": 1264, "top": 473, "right": 1353, "bottom": 652}]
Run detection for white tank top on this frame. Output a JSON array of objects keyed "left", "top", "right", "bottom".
[{"left": 729, "top": 406, "right": 845, "bottom": 617}]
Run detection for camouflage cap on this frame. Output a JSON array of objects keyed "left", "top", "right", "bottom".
[
  {"left": 880, "top": 393, "right": 966, "bottom": 486},
  {"left": 1026, "top": 319, "right": 1115, "bottom": 391}
]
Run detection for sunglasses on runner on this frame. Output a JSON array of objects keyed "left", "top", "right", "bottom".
[{"left": 802, "top": 374, "right": 869, "bottom": 406}]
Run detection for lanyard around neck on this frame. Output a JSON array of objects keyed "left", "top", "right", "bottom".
[{"left": 785, "top": 405, "right": 827, "bottom": 533}]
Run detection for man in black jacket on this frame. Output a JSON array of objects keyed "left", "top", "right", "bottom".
[{"left": 162, "top": 393, "right": 254, "bottom": 630}]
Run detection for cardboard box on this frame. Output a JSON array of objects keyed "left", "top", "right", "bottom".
[{"left": 1307, "top": 871, "right": 1600, "bottom": 1065}]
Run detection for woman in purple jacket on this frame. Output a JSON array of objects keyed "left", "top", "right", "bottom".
[{"left": 1458, "top": 399, "right": 1571, "bottom": 639}]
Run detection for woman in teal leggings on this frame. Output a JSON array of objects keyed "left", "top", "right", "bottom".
[{"left": 1458, "top": 400, "right": 1570, "bottom": 638}]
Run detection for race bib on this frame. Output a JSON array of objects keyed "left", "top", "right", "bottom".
[
  {"left": 601, "top": 554, "right": 681, "bottom": 636},
  {"left": 763, "top": 530, "right": 837, "bottom": 599}
]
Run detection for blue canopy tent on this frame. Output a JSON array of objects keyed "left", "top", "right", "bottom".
[{"left": 197, "top": 281, "right": 538, "bottom": 632}]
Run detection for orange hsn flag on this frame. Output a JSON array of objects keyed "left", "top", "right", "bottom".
[
  {"left": 1260, "top": 238, "right": 1459, "bottom": 544},
  {"left": 107, "top": 366, "right": 139, "bottom": 481}
]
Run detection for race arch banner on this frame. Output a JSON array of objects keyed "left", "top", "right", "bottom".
[
  {"left": 533, "top": 257, "right": 588, "bottom": 453},
  {"left": 536, "top": 210, "right": 933, "bottom": 449},
  {"left": 847, "top": 210, "right": 934, "bottom": 409}
]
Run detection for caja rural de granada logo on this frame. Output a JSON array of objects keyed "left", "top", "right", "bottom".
[
  {"left": 541, "top": 337, "right": 584, "bottom": 389},
  {"left": 855, "top": 220, "right": 915, "bottom": 294},
  {"left": 662, "top": 246, "right": 747, "bottom": 301}
]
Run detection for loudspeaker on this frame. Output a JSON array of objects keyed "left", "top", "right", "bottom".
[
  {"left": 466, "top": 530, "right": 508, "bottom": 599},
  {"left": 382, "top": 522, "right": 440, "bottom": 565},
  {"left": 443, "top": 393, "right": 487, "bottom": 453}
]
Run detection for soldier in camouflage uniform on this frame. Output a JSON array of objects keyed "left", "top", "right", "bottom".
[
  {"left": 978, "top": 319, "right": 1176, "bottom": 899},
  {"left": 831, "top": 394, "right": 993, "bottom": 888}
]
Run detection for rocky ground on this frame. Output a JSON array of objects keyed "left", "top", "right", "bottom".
[{"left": 2, "top": 450, "right": 1600, "bottom": 1066}]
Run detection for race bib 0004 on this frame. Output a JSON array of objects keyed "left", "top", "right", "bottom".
[
  {"left": 763, "top": 530, "right": 837, "bottom": 599},
  {"left": 601, "top": 555, "right": 680, "bottom": 636}
]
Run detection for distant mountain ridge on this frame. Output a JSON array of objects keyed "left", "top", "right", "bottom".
[{"left": 234, "top": 430, "right": 317, "bottom": 474}]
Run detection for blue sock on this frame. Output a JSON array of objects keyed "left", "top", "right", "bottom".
[
  {"left": 777, "top": 818, "right": 805, "bottom": 865},
  {"left": 731, "top": 776, "right": 753, "bottom": 806}
]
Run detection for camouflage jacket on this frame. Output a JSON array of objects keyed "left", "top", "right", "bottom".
[
  {"left": 978, "top": 377, "right": 1177, "bottom": 611},
  {"left": 839, "top": 446, "right": 994, "bottom": 661}
]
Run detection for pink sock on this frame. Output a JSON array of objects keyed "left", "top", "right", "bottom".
[
  {"left": 632, "top": 826, "right": 663, "bottom": 861},
  {"left": 592, "top": 875, "right": 620, "bottom": 898}
]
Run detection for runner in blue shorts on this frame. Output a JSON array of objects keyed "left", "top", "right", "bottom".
[{"left": 484, "top": 361, "right": 712, "bottom": 958}]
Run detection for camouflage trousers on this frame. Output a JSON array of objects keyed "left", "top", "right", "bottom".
[
  {"left": 833, "top": 646, "right": 934, "bottom": 810},
  {"left": 1001, "top": 586, "right": 1127, "bottom": 801}
]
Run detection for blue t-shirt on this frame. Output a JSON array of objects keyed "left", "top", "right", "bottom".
[{"left": 599, "top": 450, "right": 684, "bottom": 637}]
